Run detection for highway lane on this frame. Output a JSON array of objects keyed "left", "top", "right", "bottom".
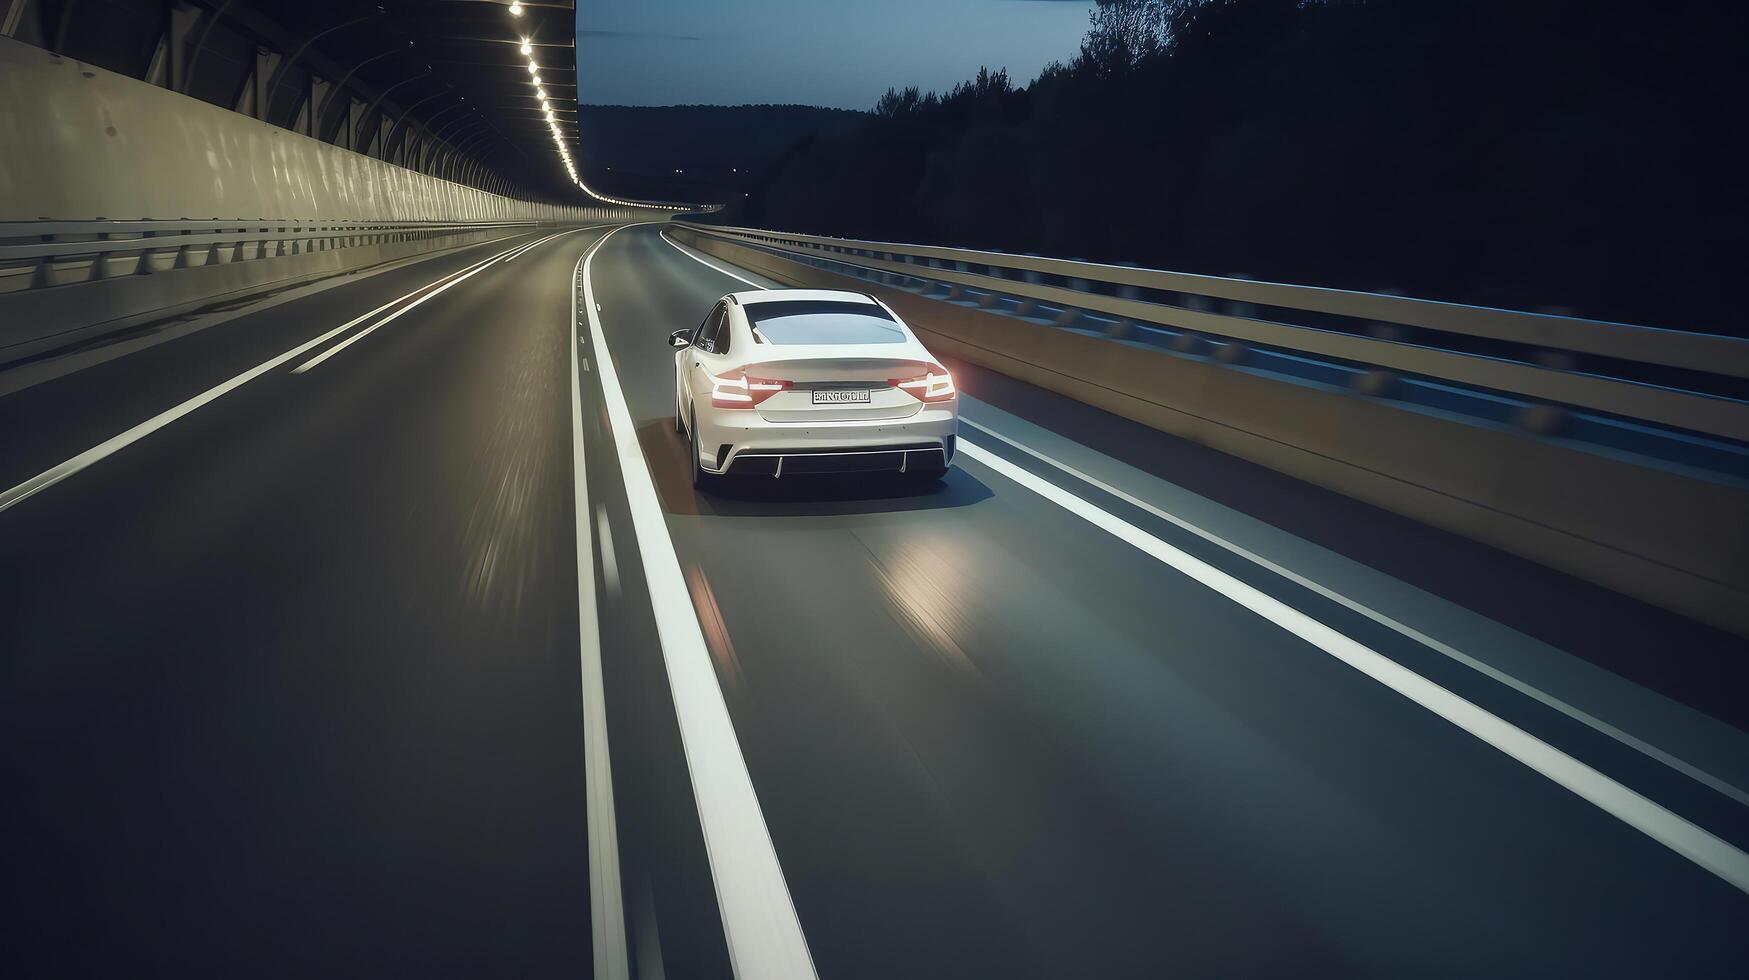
[
  {"left": 580, "top": 224, "right": 1749, "bottom": 977},
  {"left": 1, "top": 228, "right": 629, "bottom": 975},
  {"left": 3, "top": 218, "right": 1747, "bottom": 978}
]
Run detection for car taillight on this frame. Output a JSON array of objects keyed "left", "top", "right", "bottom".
[
  {"left": 890, "top": 365, "right": 956, "bottom": 403},
  {"left": 711, "top": 372, "right": 790, "bottom": 409}
]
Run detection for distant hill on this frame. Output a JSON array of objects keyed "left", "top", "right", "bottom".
[{"left": 577, "top": 105, "right": 868, "bottom": 180}]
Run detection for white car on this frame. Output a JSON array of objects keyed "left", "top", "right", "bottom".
[{"left": 670, "top": 289, "right": 958, "bottom": 489}]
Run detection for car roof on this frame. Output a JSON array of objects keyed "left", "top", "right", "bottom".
[{"left": 732, "top": 289, "right": 880, "bottom": 307}]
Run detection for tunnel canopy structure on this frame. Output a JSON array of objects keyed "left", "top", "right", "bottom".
[{"left": 2, "top": 0, "right": 591, "bottom": 203}]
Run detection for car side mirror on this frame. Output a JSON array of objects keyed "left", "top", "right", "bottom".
[{"left": 668, "top": 329, "right": 691, "bottom": 349}]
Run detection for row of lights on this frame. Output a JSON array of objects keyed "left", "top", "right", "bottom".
[
  {"left": 506, "top": 1, "right": 685, "bottom": 210},
  {"left": 506, "top": 2, "right": 577, "bottom": 185}
]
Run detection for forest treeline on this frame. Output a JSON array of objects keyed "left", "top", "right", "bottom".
[{"left": 708, "top": 0, "right": 1745, "bottom": 333}]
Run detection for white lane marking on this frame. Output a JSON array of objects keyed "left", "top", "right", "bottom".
[
  {"left": 582, "top": 227, "right": 818, "bottom": 979},
  {"left": 652, "top": 229, "right": 1749, "bottom": 815},
  {"left": 961, "top": 417, "right": 1749, "bottom": 810},
  {"left": 955, "top": 437, "right": 1749, "bottom": 895},
  {"left": 500, "top": 232, "right": 553, "bottom": 263},
  {"left": 595, "top": 504, "right": 620, "bottom": 596},
  {"left": 571, "top": 249, "right": 632, "bottom": 980},
  {"left": 0, "top": 231, "right": 538, "bottom": 400},
  {"left": 660, "top": 229, "right": 766, "bottom": 289},
  {"left": 0, "top": 237, "right": 534, "bottom": 515},
  {"left": 294, "top": 228, "right": 592, "bottom": 373}
]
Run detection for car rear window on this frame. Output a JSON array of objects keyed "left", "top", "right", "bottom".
[{"left": 745, "top": 300, "right": 906, "bottom": 345}]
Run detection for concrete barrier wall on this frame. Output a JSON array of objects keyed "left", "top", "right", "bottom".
[
  {"left": 673, "top": 227, "right": 1749, "bottom": 638},
  {"left": 0, "top": 35, "right": 670, "bottom": 360},
  {"left": 0, "top": 37, "right": 646, "bottom": 223},
  {"left": 0, "top": 226, "right": 530, "bottom": 364}
]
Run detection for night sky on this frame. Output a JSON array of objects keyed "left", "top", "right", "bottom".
[{"left": 577, "top": 0, "right": 1096, "bottom": 109}]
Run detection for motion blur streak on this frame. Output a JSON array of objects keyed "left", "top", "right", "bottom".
[{"left": 954, "top": 438, "right": 1749, "bottom": 895}]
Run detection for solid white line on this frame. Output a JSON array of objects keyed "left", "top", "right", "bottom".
[
  {"left": 571, "top": 249, "right": 631, "bottom": 980},
  {"left": 955, "top": 437, "right": 1749, "bottom": 895},
  {"left": 0, "top": 238, "right": 531, "bottom": 515},
  {"left": 660, "top": 229, "right": 766, "bottom": 289},
  {"left": 960, "top": 417, "right": 1749, "bottom": 810},
  {"left": 581, "top": 226, "right": 818, "bottom": 979}
]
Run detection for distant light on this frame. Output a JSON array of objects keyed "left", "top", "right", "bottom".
[
  {"left": 519, "top": 41, "right": 532, "bottom": 56},
  {"left": 527, "top": 62, "right": 538, "bottom": 74},
  {"left": 541, "top": 100, "right": 550, "bottom": 111},
  {"left": 536, "top": 87, "right": 546, "bottom": 99},
  {"left": 509, "top": 2, "right": 524, "bottom": 15},
  {"left": 531, "top": 74, "right": 542, "bottom": 85}
]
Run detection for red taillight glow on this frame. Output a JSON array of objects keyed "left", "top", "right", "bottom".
[
  {"left": 711, "top": 372, "right": 790, "bottom": 409},
  {"left": 890, "top": 365, "right": 956, "bottom": 403}
]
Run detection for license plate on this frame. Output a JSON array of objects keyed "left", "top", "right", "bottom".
[{"left": 812, "top": 389, "right": 871, "bottom": 404}]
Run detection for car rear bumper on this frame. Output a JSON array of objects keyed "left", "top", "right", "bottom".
[{"left": 696, "top": 406, "right": 958, "bottom": 476}]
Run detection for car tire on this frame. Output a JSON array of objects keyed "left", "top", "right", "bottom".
[{"left": 689, "top": 408, "right": 714, "bottom": 492}]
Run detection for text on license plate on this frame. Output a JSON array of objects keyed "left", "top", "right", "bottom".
[{"left": 812, "top": 389, "right": 871, "bottom": 404}]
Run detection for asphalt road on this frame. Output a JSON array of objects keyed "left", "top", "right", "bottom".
[{"left": 4, "top": 222, "right": 1746, "bottom": 977}]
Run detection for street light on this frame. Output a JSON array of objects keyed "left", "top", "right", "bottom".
[{"left": 509, "top": 2, "right": 523, "bottom": 16}]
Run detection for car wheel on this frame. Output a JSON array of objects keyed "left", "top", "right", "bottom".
[{"left": 689, "top": 408, "right": 713, "bottom": 491}]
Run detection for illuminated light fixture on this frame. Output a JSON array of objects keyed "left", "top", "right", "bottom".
[
  {"left": 527, "top": 61, "right": 538, "bottom": 74},
  {"left": 891, "top": 366, "right": 957, "bottom": 402},
  {"left": 536, "top": 87, "right": 546, "bottom": 99},
  {"left": 519, "top": 40, "right": 532, "bottom": 56},
  {"left": 531, "top": 73, "right": 542, "bottom": 85},
  {"left": 541, "top": 99, "right": 550, "bottom": 111},
  {"left": 710, "top": 372, "right": 789, "bottom": 409},
  {"left": 508, "top": 2, "right": 523, "bottom": 15}
]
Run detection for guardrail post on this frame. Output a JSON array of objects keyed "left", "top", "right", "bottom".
[
  {"left": 1516, "top": 404, "right": 1570, "bottom": 436},
  {"left": 1351, "top": 369, "right": 1396, "bottom": 396}
]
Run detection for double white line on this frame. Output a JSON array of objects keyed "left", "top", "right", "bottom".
[
  {"left": 0, "top": 228, "right": 593, "bottom": 515},
  {"left": 293, "top": 228, "right": 591, "bottom": 374}
]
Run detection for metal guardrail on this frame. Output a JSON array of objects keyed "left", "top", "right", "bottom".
[
  {"left": 681, "top": 223, "right": 1749, "bottom": 451},
  {"left": 0, "top": 218, "right": 544, "bottom": 290}
]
